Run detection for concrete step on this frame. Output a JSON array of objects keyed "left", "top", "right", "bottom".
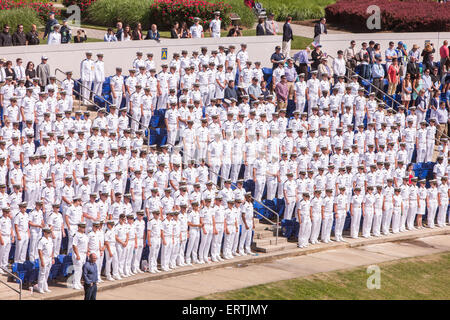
[
  {"left": 252, "top": 242, "right": 298, "bottom": 253},
  {"left": 252, "top": 236, "right": 287, "bottom": 247},
  {"left": 254, "top": 230, "right": 276, "bottom": 239}
]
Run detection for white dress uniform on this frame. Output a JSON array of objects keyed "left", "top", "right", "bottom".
[
  {"left": 65, "top": 204, "right": 82, "bottom": 254},
  {"left": 47, "top": 210, "right": 63, "bottom": 257},
  {"left": 350, "top": 193, "right": 363, "bottom": 238},
  {"left": 392, "top": 193, "right": 403, "bottom": 233},
  {"left": 223, "top": 207, "right": 237, "bottom": 259},
  {"left": 209, "top": 18, "right": 221, "bottom": 38},
  {"left": 185, "top": 209, "right": 201, "bottom": 264},
  {"left": 71, "top": 230, "right": 88, "bottom": 289},
  {"left": 321, "top": 194, "right": 334, "bottom": 242},
  {"left": 253, "top": 157, "right": 267, "bottom": 201},
  {"left": 309, "top": 196, "right": 322, "bottom": 243},
  {"left": 87, "top": 229, "right": 102, "bottom": 278},
  {"left": 283, "top": 178, "right": 297, "bottom": 220},
  {"left": 132, "top": 218, "right": 145, "bottom": 272},
  {"left": 399, "top": 183, "right": 410, "bottom": 231},
  {"left": 104, "top": 225, "right": 119, "bottom": 279},
  {"left": 160, "top": 217, "right": 173, "bottom": 271},
  {"left": 372, "top": 191, "right": 384, "bottom": 236},
  {"left": 110, "top": 74, "right": 124, "bottom": 107},
  {"left": 28, "top": 208, "right": 44, "bottom": 261},
  {"left": 362, "top": 192, "right": 375, "bottom": 237},
  {"left": 0, "top": 214, "right": 13, "bottom": 270},
  {"left": 437, "top": 183, "right": 449, "bottom": 227},
  {"left": 238, "top": 200, "right": 253, "bottom": 254},
  {"left": 80, "top": 57, "right": 95, "bottom": 105},
  {"left": 198, "top": 205, "right": 214, "bottom": 263},
  {"left": 148, "top": 217, "right": 162, "bottom": 272},
  {"left": 93, "top": 59, "right": 105, "bottom": 97},
  {"left": 297, "top": 199, "right": 311, "bottom": 248},
  {"left": 124, "top": 222, "right": 136, "bottom": 275},
  {"left": 114, "top": 222, "right": 128, "bottom": 276},
  {"left": 37, "top": 235, "right": 53, "bottom": 293},
  {"left": 334, "top": 192, "right": 348, "bottom": 241},
  {"left": 14, "top": 211, "right": 29, "bottom": 263},
  {"left": 407, "top": 184, "right": 418, "bottom": 230}
]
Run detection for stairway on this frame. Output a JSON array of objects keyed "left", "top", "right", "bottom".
[{"left": 252, "top": 219, "right": 297, "bottom": 253}]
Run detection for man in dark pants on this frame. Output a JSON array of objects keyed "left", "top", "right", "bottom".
[{"left": 82, "top": 253, "right": 98, "bottom": 300}]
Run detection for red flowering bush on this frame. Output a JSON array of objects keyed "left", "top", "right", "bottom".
[
  {"left": 325, "top": 0, "right": 450, "bottom": 32},
  {"left": 149, "top": 0, "right": 232, "bottom": 29},
  {"left": 0, "top": 0, "right": 61, "bottom": 21}
]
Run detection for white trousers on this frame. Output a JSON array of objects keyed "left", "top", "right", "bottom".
[
  {"left": 149, "top": 238, "right": 161, "bottom": 271},
  {"left": 38, "top": 260, "right": 51, "bottom": 292},
  {"left": 81, "top": 80, "right": 92, "bottom": 104},
  {"left": 112, "top": 92, "right": 123, "bottom": 108},
  {"left": 178, "top": 232, "right": 187, "bottom": 265},
  {"left": 115, "top": 243, "right": 127, "bottom": 275},
  {"left": 105, "top": 246, "right": 119, "bottom": 278},
  {"left": 161, "top": 239, "right": 173, "bottom": 269},
  {"left": 295, "top": 97, "right": 306, "bottom": 113},
  {"left": 93, "top": 81, "right": 103, "bottom": 97},
  {"left": 132, "top": 244, "right": 143, "bottom": 271},
  {"left": 407, "top": 203, "right": 417, "bottom": 230},
  {"left": 167, "top": 125, "right": 178, "bottom": 148},
  {"left": 392, "top": 208, "right": 401, "bottom": 233},
  {"left": 125, "top": 241, "right": 135, "bottom": 274},
  {"left": 284, "top": 198, "right": 296, "bottom": 220},
  {"left": 310, "top": 216, "right": 322, "bottom": 242},
  {"left": 437, "top": 202, "right": 448, "bottom": 226},
  {"left": 230, "top": 164, "right": 242, "bottom": 183},
  {"left": 185, "top": 228, "right": 200, "bottom": 263},
  {"left": 266, "top": 178, "right": 278, "bottom": 200},
  {"left": 29, "top": 231, "right": 41, "bottom": 261},
  {"left": 427, "top": 201, "right": 438, "bottom": 228},
  {"left": 321, "top": 216, "right": 333, "bottom": 242},
  {"left": 334, "top": 212, "right": 346, "bottom": 239},
  {"left": 350, "top": 208, "right": 362, "bottom": 238},
  {"left": 14, "top": 233, "right": 29, "bottom": 263},
  {"left": 132, "top": 198, "right": 142, "bottom": 212},
  {"left": 220, "top": 164, "right": 231, "bottom": 188},
  {"left": 426, "top": 141, "right": 435, "bottom": 162},
  {"left": 239, "top": 225, "right": 252, "bottom": 253},
  {"left": 416, "top": 145, "right": 426, "bottom": 163},
  {"left": 400, "top": 201, "right": 409, "bottom": 231},
  {"left": 72, "top": 254, "right": 86, "bottom": 288},
  {"left": 211, "top": 227, "right": 224, "bottom": 259},
  {"left": 244, "top": 163, "right": 254, "bottom": 181},
  {"left": 381, "top": 205, "right": 393, "bottom": 234},
  {"left": 254, "top": 176, "right": 266, "bottom": 201},
  {"left": 223, "top": 230, "right": 236, "bottom": 257},
  {"left": 198, "top": 226, "right": 213, "bottom": 262},
  {"left": 362, "top": 211, "right": 374, "bottom": 237},
  {"left": 0, "top": 240, "right": 11, "bottom": 268},
  {"left": 372, "top": 209, "right": 383, "bottom": 236},
  {"left": 232, "top": 227, "right": 240, "bottom": 254},
  {"left": 298, "top": 216, "right": 312, "bottom": 247}
]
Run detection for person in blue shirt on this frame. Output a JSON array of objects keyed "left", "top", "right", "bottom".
[
  {"left": 145, "top": 24, "right": 160, "bottom": 41},
  {"left": 82, "top": 253, "right": 98, "bottom": 300},
  {"left": 43, "top": 12, "right": 58, "bottom": 40}
]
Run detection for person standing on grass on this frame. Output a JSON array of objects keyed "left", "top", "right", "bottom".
[
  {"left": 209, "top": 11, "right": 221, "bottom": 38},
  {"left": 282, "top": 17, "right": 294, "bottom": 58},
  {"left": 190, "top": 18, "right": 204, "bottom": 39}
]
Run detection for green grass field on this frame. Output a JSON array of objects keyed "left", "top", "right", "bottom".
[
  {"left": 197, "top": 253, "right": 450, "bottom": 300},
  {"left": 260, "top": 0, "right": 335, "bottom": 21}
]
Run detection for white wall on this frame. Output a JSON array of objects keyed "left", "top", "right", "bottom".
[
  {"left": 320, "top": 32, "right": 450, "bottom": 59},
  {"left": 0, "top": 36, "right": 282, "bottom": 79}
]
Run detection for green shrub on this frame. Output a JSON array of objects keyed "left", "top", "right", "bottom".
[
  {"left": 87, "top": 0, "right": 152, "bottom": 29},
  {"left": 261, "top": 0, "right": 335, "bottom": 21},
  {"left": 0, "top": 8, "right": 42, "bottom": 32}
]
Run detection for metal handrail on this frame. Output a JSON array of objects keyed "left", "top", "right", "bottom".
[
  {"left": 326, "top": 54, "right": 450, "bottom": 141},
  {"left": 53, "top": 73, "right": 154, "bottom": 145},
  {"left": 166, "top": 142, "right": 280, "bottom": 244},
  {"left": 1, "top": 267, "right": 22, "bottom": 300}
]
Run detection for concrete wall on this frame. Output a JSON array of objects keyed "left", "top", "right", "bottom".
[
  {"left": 0, "top": 36, "right": 282, "bottom": 79},
  {"left": 320, "top": 32, "right": 450, "bottom": 59}
]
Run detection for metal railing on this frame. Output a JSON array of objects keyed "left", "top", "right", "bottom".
[
  {"left": 326, "top": 54, "right": 450, "bottom": 142},
  {"left": 0, "top": 267, "right": 22, "bottom": 300}
]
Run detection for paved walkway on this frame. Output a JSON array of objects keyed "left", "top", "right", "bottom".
[{"left": 70, "top": 234, "right": 450, "bottom": 300}]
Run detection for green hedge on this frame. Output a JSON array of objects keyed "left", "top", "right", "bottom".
[
  {"left": 0, "top": 8, "right": 42, "bottom": 32},
  {"left": 261, "top": 0, "right": 334, "bottom": 21},
  {"left": 87, "top": 0, "right": 152, "bottom": 29}
]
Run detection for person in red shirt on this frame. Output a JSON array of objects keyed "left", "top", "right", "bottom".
[
  {"left": 387, "top": 58, "right": 400, "bottom": 96},
  {"left": 439, "top": 40, "right": 449, "bottom": 74}
]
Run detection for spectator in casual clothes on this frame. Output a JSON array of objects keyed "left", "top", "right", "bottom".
[
  {"left": 318, "top": 58, "right": 333, "bottom": 84},
  {"left": 145, "top": 24, "right": 160, "bottom": 41},
  {"left": 227, "top": 25, "right": 242, "bottom": 37},
  {"left": 14, "top": 58, "right": 25, "bottom": 82},
  {"left": 132, "top": 23, "right": 143, "bottom": 40},
  {"left": 358, "top": 42, "right": 370, "bottom": 80},
  {"left": 424, "top": 54, "right": 437, "bottom": 73},
  {"left": 180, "top": 22, "right": 189, "bottom": 38},
  {"left": 74, "top": 30, "right": 87, "bottom": 43},
  {"left": 104, "top": 28, "right": 117, "bottom": 42},
  {"left": 371, "top": 56, "right": 385, "bottom": 100},
  {"left": 293, "top": 47, "right": 311, "bottom": 79},
  {"left": 387, "top": 58, "right": 400, "bottom": 96},
  {"left": 435, "top": 101, "right": 448, "bottom": 144},
  {"left": 43, "top": 12, "right": 58, "bottom": 40},
  {"left": 408, "top": 44, "right": 420, "bottom": 61},
  {"left": 311, "top": 45, "right": 323, "bottom": 71},
  {"left": 25, "top": 61, "right": 36, "bottom": 87},
  {"left": 36, "top": 56, "right": 50, "bottom": 89},
  {"left": 270, "top": 46, "right": 285, "bottom": 71},
  {"left": 284, "top": 58, "right": 297, "bottom": 99},
  {"left": 439, "top": 40, "right": 449, "bottom": 74},
  {"left": 12, "top": 24, "right": 26, "bottom": 46},
  {"left": 224, "top": 80, "right": 238, "bottom": 100},
  {"left": 47, "top": 24, "right": 61, "bottom": 45},
  {"left": 60, "top": 21, "right": 72, "bottom": 44},
  {"left": 406, "top": 55, "right": 420, "bottom": 81},
  {"left": 256, "top": 18, "right": 266, "bottom": 36},
  {"left": 170, "top": 22, "right": 180, "bottom": 39},
  {"left": 123, "top": 25, "right": 132, "bottom": 41},
  {"left": 282, "top": 17, "right": 294, "bottom": 58},
  {"left": 275, "top": 75, "right": 289, "bottom": 109},
  {"left": 332, "top": 50, "right": 346, "bottom": 82},
  {"left": 313, "top": 17, "right": 327, "bottom": 45},
  {"left": 344, "top": 40, "right": 357, "bottom": 77},
  {"left": 82, "top": 253, "right": 98, "bottom": 300},
  {"left": 4, "top": 60, "right": 16, "bottom": 81},
  {"left": 115, "top": 22, "right": 124, "bottom": 41},
  {"left": 265, "top": 13, "right": 278, "bottom": 35},
  {"left": 0, "top": 25, "right": 13, "bottom": 47},
  {"left": 26, "top": 24, "right": 40, "bottom": 45},
  {"left": 421, "top": 43, "right": 435, "bottom": 65},
  {"left": 248, "top": 77, "right": 262, "bottom": 102}
]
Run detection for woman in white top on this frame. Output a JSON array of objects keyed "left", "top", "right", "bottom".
[{"left": 123, "top": 25, "right": 132, "bottom": 41}]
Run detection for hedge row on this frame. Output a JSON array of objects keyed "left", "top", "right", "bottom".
[
  {"left": 325, "top": 0, "right": 450, "bottom": 32},
  {"left": 0, "top": 0, "right": 60, "bottom": 22}
]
